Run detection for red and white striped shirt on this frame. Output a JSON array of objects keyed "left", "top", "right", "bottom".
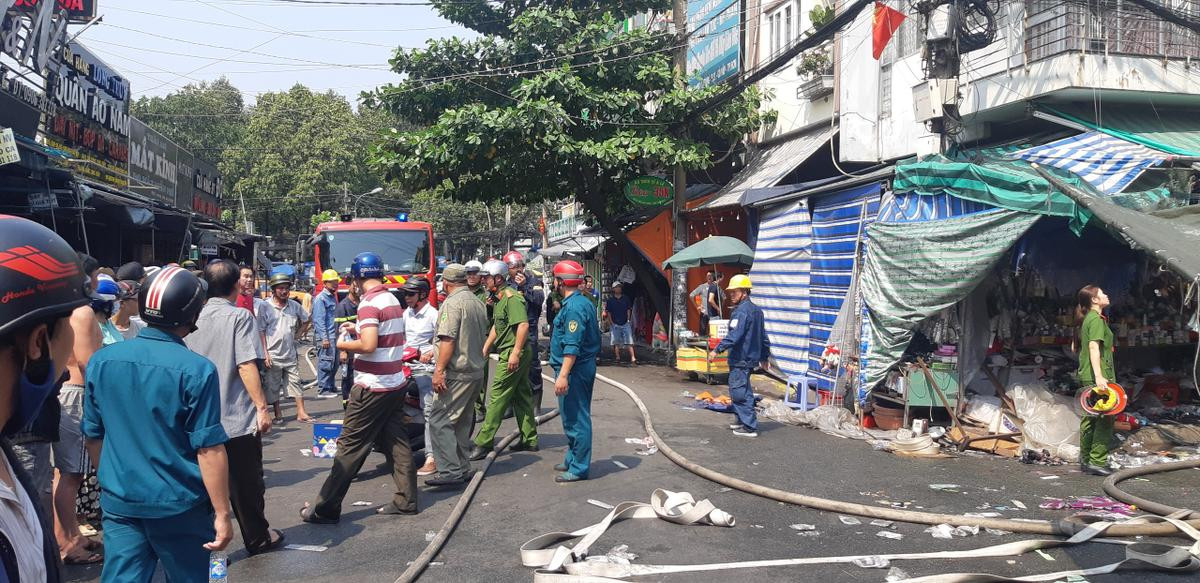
[{"left": 353, "top": 286, "right": 409, "bottom": 392}]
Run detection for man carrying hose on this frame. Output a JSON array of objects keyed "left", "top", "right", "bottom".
[
  {"left": 710, "top": 274, "right": 770, "bottom": 438},
  {"left": 548, "top": 260, "right": 601, "bottom": 483}
]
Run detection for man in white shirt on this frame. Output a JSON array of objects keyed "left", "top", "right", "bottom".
[
  {"left": 257, "top": 273, "right": 312, "bottom": 423},
  {"left": 402, "top": 277, "right": 439, "bottom": 476}
]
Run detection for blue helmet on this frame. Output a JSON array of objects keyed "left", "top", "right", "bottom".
[
  {"left": 91, "top": 277, "right": 121, "bottom": 314},
  {"left": 351, "top": 252, "right": 384, "bottom": 279}
]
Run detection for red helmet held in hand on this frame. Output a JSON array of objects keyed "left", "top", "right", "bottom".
[{"left": 553, "top": 260, "right": 585, "bottom": 287}]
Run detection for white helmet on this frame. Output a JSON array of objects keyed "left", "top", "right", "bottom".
[
  {"left": 482, "top": 259, "right": 509, "bottom": 278},
  {"left": 464, "top": 260, "right": 484, "bottom": 274}
]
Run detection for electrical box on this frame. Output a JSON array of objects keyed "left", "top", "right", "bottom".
[
  {"left": 926, "top": 4, "right": 955, "bottom": 41},
  {"left": 912, "top": 78, "right": 959, "bottom": 122}
]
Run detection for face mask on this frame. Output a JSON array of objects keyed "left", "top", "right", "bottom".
[{"left": 3, "top": 354, "right": 58, "bottom": 436}]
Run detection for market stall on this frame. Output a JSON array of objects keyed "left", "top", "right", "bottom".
[
  {"left": 853, "top": 155, "right": 1200, "bottom": 463},
  {"left": 663, "top": 235, "right": 753, "bottom": 383}
]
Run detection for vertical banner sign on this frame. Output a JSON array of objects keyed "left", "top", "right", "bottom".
[
  {"left": 128, "top": 117, "right": 180, "bottom": 206},
  {"left": 687, "top": 0, "right": 741, "bottom": 87},
  {"left": 0, "top": 127, "right": 20, "bottom": 166}
]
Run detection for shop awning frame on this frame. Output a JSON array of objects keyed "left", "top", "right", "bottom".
[
  {"left": 696, "top": 124, "right": 836, "bottom": 210},
  {"left": 539, "top": 234, "right": 607, "bottom": 257},
  {"left": 744, "top": 167, "right": 894, "bottom": 208}
]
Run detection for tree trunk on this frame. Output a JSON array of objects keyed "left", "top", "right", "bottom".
[{"left": 577, "top": 182, "right": 670, "bottom": 326}]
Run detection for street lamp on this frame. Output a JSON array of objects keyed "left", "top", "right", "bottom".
[{"left": 339, "top": 186, "right": 385, "bottom": 220}]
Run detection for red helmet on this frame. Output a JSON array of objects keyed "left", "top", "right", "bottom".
[
  {"left": 503, "top": 250, "right": 524, "bottom": 267},
  {"left": 553, "top": 260, "right": 585, "bottom": 286}
]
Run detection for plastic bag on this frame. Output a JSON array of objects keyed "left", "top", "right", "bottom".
[{"left": 1009, "top": 383, "right": 1081, "bottom": 461}]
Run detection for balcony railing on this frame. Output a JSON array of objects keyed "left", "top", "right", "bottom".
[
  {"left": 546, "top": 214, "right": 585, "bottom": 242},
  {"left": 1026, "top": 0, "right": 1200, "bottom": 62}
]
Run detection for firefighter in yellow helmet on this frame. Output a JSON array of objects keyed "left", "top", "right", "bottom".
[
  {"left": 709, "top": 274, "right": 771, "bottom": 438},
  {"left": 312, "top": 269, "right": 343, "bottom": 397}
]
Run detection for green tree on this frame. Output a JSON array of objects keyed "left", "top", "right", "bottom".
[
  {"left": 131, "top": 77, "right": 247, "bottom": 156},
  {"left": 224, "top": 85, "right": 392, "bottom": 239},
  {"left": 368, "top": 1, "right": 772, "bottom": 319}
]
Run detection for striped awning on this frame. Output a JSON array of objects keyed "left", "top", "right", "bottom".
[
  {"left": 697, "top": 126, "right": 834, "bottom": 209},
  {"left": 1013, "top": 131, "right": 1165, "bottom": 194},
  {"left": 749, "top": 199, "right": 813, "bottom": 378}
]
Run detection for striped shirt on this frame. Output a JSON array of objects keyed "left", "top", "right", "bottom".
[{"left": 354, "top": 286, "right": 408, "bottom": 392}]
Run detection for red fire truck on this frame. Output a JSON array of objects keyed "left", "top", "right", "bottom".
[{"left": 310, "top": 217, "right": 436, "bottom": 303}]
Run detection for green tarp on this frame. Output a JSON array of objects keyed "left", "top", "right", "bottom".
[
  {"left": 662, "top": 236, "right": 754, "bottom": 270},
  {"left": 861, "top": 210, "right": 1041, "bottom": 387},
  {"left": 892, "top": 155, "right": 1094, "bottom": 233},
  {"left": 1041, "top": 105, "right": 1200, "bottom": 157}
]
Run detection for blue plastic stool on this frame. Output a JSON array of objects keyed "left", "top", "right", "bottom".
[{"left": 786, "top": 374, "right": 818, "bottom": 410}]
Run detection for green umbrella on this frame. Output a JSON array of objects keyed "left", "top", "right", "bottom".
[{"left": 662, "top": 236, "right": 754, "bottom": 270}]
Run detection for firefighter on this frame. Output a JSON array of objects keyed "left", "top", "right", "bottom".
[
  {"left": 548, "top": 260, "right": 600, "bottom": 483},
  {"left": 709, "top": 274, "right": 770, "bottom": 438}
]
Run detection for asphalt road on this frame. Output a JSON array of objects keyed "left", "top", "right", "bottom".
[{"left": 64, "top": 360, "right": 1198, "bottom": 583}]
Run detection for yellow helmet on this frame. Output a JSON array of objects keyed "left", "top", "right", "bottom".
[
  {"left": 321, "top": 269, "right": 341, "bottom": 282},
  {"left": 726, "top": 274, "right": 752, "bottom": 290}
]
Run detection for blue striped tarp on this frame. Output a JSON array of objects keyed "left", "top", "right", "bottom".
[
  {"left": 749, "top": 200, "right": 812, "bottom": 378},
  {"left": 877, "top": 192, "right": 996, "bottom": 223},
  {"left": 1013, "top": 131, "right": 1165, "bottom": 194},
  {"left": 807, "top": 184, "right": 881, "bottom": 390}
]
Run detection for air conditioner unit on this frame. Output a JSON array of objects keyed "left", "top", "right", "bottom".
[{"left": 912, "top": 78, "right": 959, "bottom": 123}]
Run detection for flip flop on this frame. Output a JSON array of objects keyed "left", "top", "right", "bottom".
[
  {"left": 376, "top": 503, "right": 418, "bottom": 516},
  {"left": 297, "top": 417, "right": 318, "bottom": 424},
  {"left": 299, "top": 503, "right": 338, "bottom": 525},
  {"left": 249, "top": 529, "right": 286, "bottom": 554},
  {"left": 62, "top": 548, "right": 103, "bottom": 565}
]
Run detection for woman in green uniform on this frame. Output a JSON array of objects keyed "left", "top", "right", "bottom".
[{"left": 1075, "top": 285, "right": 1115, "bottom": 476}]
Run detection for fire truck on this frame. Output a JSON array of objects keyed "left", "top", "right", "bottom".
[{"left": 309, "top": 217, "right": 436, "bottom": 304}]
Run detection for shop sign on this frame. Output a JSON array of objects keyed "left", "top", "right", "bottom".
[
  {"left": 10, "top": 0, "right": 98, "bottom": 24},
  {"left": 200, "top": 243, "right": 219, "bottom": 256},
  {"left": 27, "top": 189, "right": 56, "bottom": 211},
  {"left": 128, "top": 117, "right": 179, "bottom": 206},
  {"left": 190, "top": 155, "right": 222, "bottom": 219},
  {"left": 624, "top": 175, "right": 673, "bottom": 206},
  {"left": 60, "top": 41, "right": 129, "bottom": 109},
  {"left": 687, "top": 0, "right": 740, "bottom": 88},
  {"left": 1, "top": 0, "right": 71, "bottom": 73},
  {"left": 0, "top": 128, "right": 19, "bottom": 166}
]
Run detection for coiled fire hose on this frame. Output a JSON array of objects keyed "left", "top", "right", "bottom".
[{"left": 395, "top": 369, "right": 1200, "bottom": 582}]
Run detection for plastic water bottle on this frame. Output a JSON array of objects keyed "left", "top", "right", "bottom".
[{"left": 208, "top": 551, "right": 228, "bottom": 582}]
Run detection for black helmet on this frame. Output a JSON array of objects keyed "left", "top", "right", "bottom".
[
  {"left": 0, "top": 215, "right": 90, "bottom": 340},
  {"left": 139, "top": 266, "right": 207, "bottom": 329},
  {"left": 402, "top": 275, "right": 430, "bottom": 296},
  {"left": 268, "top": 272, "right": 293, "bottom": 288}
]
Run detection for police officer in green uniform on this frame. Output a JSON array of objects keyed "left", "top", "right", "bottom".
[
  {"left": 548, "top": 260, "right": 600, "bottom": 483},
  {"left": 468, "top": 260, "right": 538, "bottom": 460},
  {"left": 1075, "top": 285, "right": 1117, "bottom": 476}
]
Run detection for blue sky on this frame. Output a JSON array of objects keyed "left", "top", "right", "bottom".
[{"left": 77, "top": 0, "right": 472, "bottom": 103}]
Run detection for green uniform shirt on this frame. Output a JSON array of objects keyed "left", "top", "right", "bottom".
[
  {"left": 491, "top": 286, "right": 528, "bottom": 354},
  {"left": 1077, "top": 310, "right": 1115, "bottom": 384},
  {"left": 435, "top": 286, "right": 490, "bottom": 381}
]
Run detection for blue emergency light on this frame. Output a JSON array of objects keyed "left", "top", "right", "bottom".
[{"left": 395, "top": 212, "right": 409, "bottom": 222}]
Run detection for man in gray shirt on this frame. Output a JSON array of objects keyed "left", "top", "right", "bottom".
[
  {"left": 187, "top": 260, "right": 284, "bottom": 554},
  {"left": 426, "top": 264, "right": 490, "bottom": 487}
]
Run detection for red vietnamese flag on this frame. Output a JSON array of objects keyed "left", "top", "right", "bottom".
[{"left": 872, "top": 1, "right": 907, "bottom": 60}]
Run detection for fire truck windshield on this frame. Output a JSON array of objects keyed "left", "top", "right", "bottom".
[{"left": 319, "top": 229, "right": 430, "bottom": 275}]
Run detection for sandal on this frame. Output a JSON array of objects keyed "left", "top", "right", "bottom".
[
  {"left": 249, "top": 528, "right": 286, "bottom": 555},
  {"left": 299, "top": 503, "right": 338, "bottom": 525},
  {"left": 62, "top": 546, "right": 103, "bottom": 565},
  {"left": 376, "top": 503, "right": 418, "bottom": 516}
]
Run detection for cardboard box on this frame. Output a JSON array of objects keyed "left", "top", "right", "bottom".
[{"left": 313, "top": 422, "right": 343, "bottom": 458}]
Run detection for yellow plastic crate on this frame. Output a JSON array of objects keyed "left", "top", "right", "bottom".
[{"left": 676, "top": 347, "right": 729, "bottom": 373}]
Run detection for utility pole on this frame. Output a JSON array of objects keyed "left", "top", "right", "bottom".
[
  {"left": 671, "top": 0, "right": 689, "bottom": 349},
  {"left": 341, "top": 182, "right": 349, "bottom": 217}
]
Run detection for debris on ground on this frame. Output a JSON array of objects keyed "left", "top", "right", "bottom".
[
  {"left": 925, "top": 524, "right": 980, "bottom": 539},
  {"left": 1012, "top": 499, "right": 1027, "bottom": 509},
  {"left": 870, "top": 519, "right": 894, "bottom": 527},
  {"left": 624, "top": 436, "right": 653, "bottom": 446},
  {"left": 425, "top": 531, "right": 437, "bottom": 542},
  {"left": 284, "top": 544, "right": 328, "bottom": 552},
  {"left": 928, "top": 484, "right": 961, "bottom": 492},
  {"left": 853, "top": 556, "right": 890, "bottom": 568},
  {"left": 585, "top": 544, "right": 638, "bottom": 565},
  {"left": 351, "top": 501, "right": 372, "bottom": 506},
  {"left": 838, "top": 515, "right": 862, "bottom": 526},
  {"left": 611, "top": 459, "right": 629, "bottom": 469},
  {"left": 1038, "top": 496, "right": 1137, "bottom": 515},
  {"left": 876, "top": 530, "right": 904, "bottom": 540},
  {"left": 885, "top": 567, "right": 910, "bottom": 582},
  {"left": 588, "top": 499, "right": 614, "bottom": 510},
  {"left": 789, "top": 524, "right": 817, "bottom": 531}
]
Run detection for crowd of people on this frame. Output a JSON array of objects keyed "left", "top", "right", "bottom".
[{"left": 0, "top": 214, "right": 603, "bottom": 582}]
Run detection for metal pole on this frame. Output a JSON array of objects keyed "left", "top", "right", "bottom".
[{"left": 671, "top": 0, "right": 689, "bottom": 349}]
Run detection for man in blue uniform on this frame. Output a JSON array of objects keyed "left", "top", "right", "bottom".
[
  {"left": 548, "top": 260, "right": 600, "bottom": 483},
  {"left": 82, "top": 267, "right": 234, "bottom": 581},
  {"left": 312, "top": 269, "right": 342, "bottom": 398},
  {"left": 710, "top": 274, "right": 770, "bottom": 438}
]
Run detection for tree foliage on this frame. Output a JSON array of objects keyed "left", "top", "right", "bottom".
[
  {"left": 368, "top": 1, "right": 773, "bottom": 318},
  {"left": 131, "top": 77, "right": 247, "bottom": 156}
]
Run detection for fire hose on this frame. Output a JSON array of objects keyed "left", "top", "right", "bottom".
[{"left": 395, "top": 369, "right": 1200, "bottom": 582}]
